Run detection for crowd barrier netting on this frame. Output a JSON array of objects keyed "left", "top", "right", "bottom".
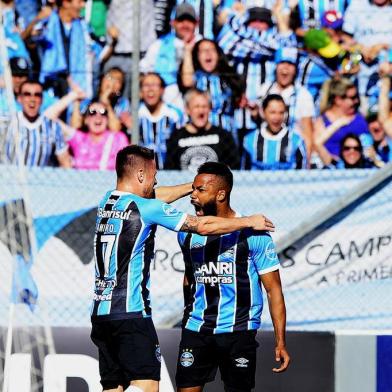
[{"left": 0, "top": 165, "right": 391, "bottom": 331}]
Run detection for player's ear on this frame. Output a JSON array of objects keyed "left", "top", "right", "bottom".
[
  {"left": 137, "top": 169, "right": 144, "bottom": 183},
  {"left": 217, "top": 190, "right": 226, "bottom": 202}
]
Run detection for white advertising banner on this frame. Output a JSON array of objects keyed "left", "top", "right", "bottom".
[{"left": 0, "top": 166, "right": 391, "bottom": 330}]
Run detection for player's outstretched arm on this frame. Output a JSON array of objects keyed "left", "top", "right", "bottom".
[
  {"left": 155, "top": 183, "right": 192, "bottom": 203},
  {"left": 260, "top": 270, "right": 290, "bottom": 373},
  {"left": 180, "top": 214, "right": 275, "bottom": 235}
]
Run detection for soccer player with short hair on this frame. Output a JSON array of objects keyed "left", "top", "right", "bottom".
[
  {"left": 90, "top": 145, "right": 275, "bottom": 392},
  {"left": 175, "top": 161, "right": 290, "bottom": 392}
]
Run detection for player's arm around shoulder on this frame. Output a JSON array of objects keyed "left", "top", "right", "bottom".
[
  {"left": 154, "top": 182, "right": 192, "bottom": 203},
  {"left": 179, "top": 214, "right": 275, "bottom": 235},
  {"left": 139, "top": 198, "right": 187, "bottom": 231}
]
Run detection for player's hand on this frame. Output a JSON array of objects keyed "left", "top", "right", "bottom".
[
  {"left": 272, "top": 345, "right": 290, "bottom": 373},
  {"left": 248, "top": 214, "right": 275, "bottom": 232}
]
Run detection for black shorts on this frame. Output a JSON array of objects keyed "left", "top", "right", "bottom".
[
  {"left": 91, "top": 317, "right": 161, "bottom": 390},
  {"left": 175, "top": 329, "right": 259, "bottom": 392}
]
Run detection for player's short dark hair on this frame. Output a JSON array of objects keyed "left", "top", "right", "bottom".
[
  {"left": 262, "top": 94, "right": 286, "bottom": 110},
  {"left": 197, "top": 162, "right": 233, "bottom": 192},
  {"left": 116, "top": 145, "right": 155, "bottom": 179}
]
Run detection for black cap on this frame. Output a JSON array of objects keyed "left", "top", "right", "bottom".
[
  {"left": 175, "top": 3, "right": 197, "bottom": 21},
  {"left": 10, "top": 57, "right": 30, "bottom": 76},
  {"left": 247, "top": 7, "right": 273, "bottom": 27}
]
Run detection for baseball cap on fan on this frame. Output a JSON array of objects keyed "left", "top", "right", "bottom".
[
  {"left": 321, "top": 10, "right": 344, "bottom": 30},
  {"left": 247, "top": 7, "right": 273, "bottom": 27},
  {"left": 303, "top": 29, "right": 342, "bottom": 58},
  {"left": 175, "top": 3, "right": 197, "bottom": 22},
  {"left": 10, "top": 57, "right": 31, "bottom": 77}
]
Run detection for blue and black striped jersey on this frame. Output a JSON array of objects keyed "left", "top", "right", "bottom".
[
  {"left": 194, "top": 71, "right": 236, "bottom": 133},
  {"left": 178, "top": 228, "right": 280, "bottom": 334},
  {"left": 297, "top": 51, "right": 335, "bottom": 104},
  {"left": 2, "top": 112, "right": 67, "bottom": 167},
  {"left": 139, "top": 102, "right": 183, "bottom": 168},
  {"left": 242, "top": 123, "right": 307, "bottom": 170},
  {"left": 91, "top": 190, "right": 187, "bottom": 320}
]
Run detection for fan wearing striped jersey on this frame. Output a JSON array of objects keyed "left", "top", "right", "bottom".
[
  {"left": 91, "top": 146, "right": 275, "bottom": 392},
  {"left": 242, "top": 94, "right": 307, "bottom": 170},
  {"left": 139, "top": 72, "right": 184, "bottom": 169},
  {"left": 2, "top": 80, "right": 72, "bottom": 167},
  {"left": 176, "top": 162, "right": 290, "bottom": 392}
]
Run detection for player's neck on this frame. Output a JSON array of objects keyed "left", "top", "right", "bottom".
[
  {"left": 116, "top": 180, "right": 143, "bottom": 196},
  {"left": 216, "top": 205, "right": 236, "bottom": 218}
]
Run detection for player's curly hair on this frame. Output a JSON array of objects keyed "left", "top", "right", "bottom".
[{"left": 197, "top": 161, "right": 233, "bottom": 192}]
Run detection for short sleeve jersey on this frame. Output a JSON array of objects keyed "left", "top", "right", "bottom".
[
  {"left": 91, "top": 190, "right": 187, "bottom": 320},
  {"left": 178, "top": 228, "right": 280, "bottom": 334}
]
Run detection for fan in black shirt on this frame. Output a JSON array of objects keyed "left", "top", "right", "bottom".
[{"left": 164, "top": 89, "right": 240, "bottom": 171}]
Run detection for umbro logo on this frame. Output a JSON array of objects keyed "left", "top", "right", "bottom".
[
  {"left": 191, "top": 242, "right": 204, "bottom": 249},
  {"left": 222, "top": 248, "right": 234, "bottom": 257},
  {"left": 235, "top": 357, "right": 249, "bottom": 368}
]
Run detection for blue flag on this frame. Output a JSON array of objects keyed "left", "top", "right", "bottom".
[
  {"left": 11, "top": 254, "right": 38, "bottom": 311},
  {"left": 1, "top": 199, "right": 38, "bottom": 311}
]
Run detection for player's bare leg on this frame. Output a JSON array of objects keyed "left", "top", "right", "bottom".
[
  {"left": 177, "top": 387, "right": 203, "bottom": 392},
  {"left": 103, "top": 386, "right": 123, "bottom": 392},
  {"left": 130, "top": 379, "right": 159, "bottom": 392}
]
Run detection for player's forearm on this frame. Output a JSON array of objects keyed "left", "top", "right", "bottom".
[
  {"left": 267, "top": 287, "right": 287, "bottom": 348},
  {"left": 155, "top": 183, "right": 192, "bottom": 203},
  {"left": 196, "top": 216, "right": 252, "bottom": 235},
  {"left": 181, "top": 214, "right": 273, "bottom": 235}
]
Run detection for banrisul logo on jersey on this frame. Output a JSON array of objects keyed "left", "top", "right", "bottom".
[
  {"left": 194, "top": 261, "right": 233, "bottom": 286},
  {"left": 97, "top": 208, "right": 132, "bottom": 220}
]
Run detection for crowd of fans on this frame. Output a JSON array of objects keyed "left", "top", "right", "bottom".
[{"left": 0, "top": 0, "right": 392, "bottom": 171}]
